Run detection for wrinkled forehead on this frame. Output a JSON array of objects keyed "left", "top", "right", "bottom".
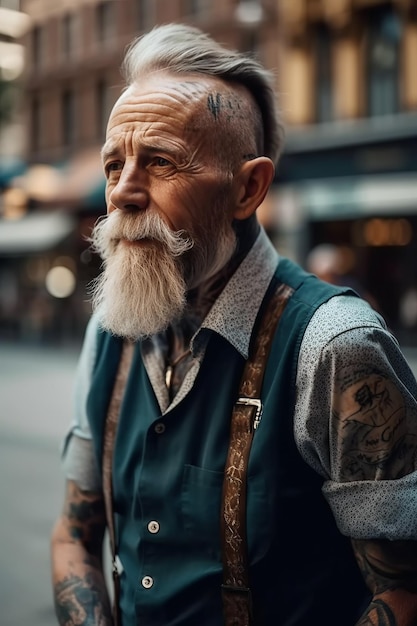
[{"left": 111, "top": 71, "right": 250, "bottom": 130}]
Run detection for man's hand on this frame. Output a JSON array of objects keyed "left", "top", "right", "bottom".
[
  {"left": 353, "top": 538, "right": 417, "bottom": 625},
  {"left": 51, "top": 480, "right": 113, "bottom": 626}
]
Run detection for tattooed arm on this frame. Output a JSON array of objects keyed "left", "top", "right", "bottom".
[
  {"left": 328, "top": 337, "right": 417, "bottom": 623},
  {"left": 331, "top": 352, "right": 417, "bottom": 622},
  {"left": 353, "top": 538, "right": 417, "bottom": 625},
  {"left": 295, "top": 304, "right": 417, "bottom": 623},
  {"left": 51, "top": 479, "right": 113, "bottom": 626}
]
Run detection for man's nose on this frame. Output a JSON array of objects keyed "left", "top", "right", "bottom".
[{"left": 108, "top": 162, "right": 149, "bottom": 213}]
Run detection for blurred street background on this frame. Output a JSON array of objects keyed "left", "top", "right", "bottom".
[
  {"left": 1, "top": 0, "right": 417, "bottom": 624},
  {"left": 0, "top": 340, "right": 79, "bottom": 626}
]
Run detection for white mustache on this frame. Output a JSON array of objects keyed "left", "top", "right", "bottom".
[{"left": 90, "top": 210, "right": 194, "bottom": 259}]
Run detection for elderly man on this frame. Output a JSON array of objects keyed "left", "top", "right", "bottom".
[{"left": 51, "top": 23, "right": 417, "bottom": 626}]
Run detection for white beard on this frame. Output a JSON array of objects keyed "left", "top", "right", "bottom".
[
  {"left": 89, "top": 211, "right": 192, "bottom": 340},
  {"left": 89, "top": 209, "right": 236, "bottom": 340}
]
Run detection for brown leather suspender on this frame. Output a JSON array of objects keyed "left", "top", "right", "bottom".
[
  {"left": 102, "top": 340, "right": 135, "bottom": 626},
  {"left": 102, "top": 281, "right": 293, "bottom": 626},
  {"left": 220, "top": 282, "right": 294, "bottom": 626}
]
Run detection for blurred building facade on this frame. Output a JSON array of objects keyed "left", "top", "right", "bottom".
[
  {"left": 0, "top": 0, "right": 28, "bottom": 161},
  {"left": 0, "top": 0, "right": 416, "bottom": 343},
  {"left": 276, "top": 0, "right": 417, "bottom": 341}
]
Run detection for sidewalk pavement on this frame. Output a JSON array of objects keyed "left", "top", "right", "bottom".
[{"left": 0, "top": 341, "right": 80, "bottom": 626}]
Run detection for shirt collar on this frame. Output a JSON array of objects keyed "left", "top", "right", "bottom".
[{"left": 194, "top": 227, "right": 279, "bottom": 359}]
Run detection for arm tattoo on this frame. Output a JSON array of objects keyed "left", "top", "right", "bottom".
[
  {"left": 353, "top": 539, "right": 417, "bottom": 625},
  {"left": 53, "top": 482, "right": 112, "bottom": 625},
  {"left": 64, "top": 481, "right": 106, "bottom": 557},
  {"left": 54, "top": 573, "right": 111, "bottom": 626},
  {"left": 331, "top": 364, "right": 417, "bottom": 480},
  {"left": 352, "top": 539, "right": 417, "bottom": 595},
  {"left": 356, "top": 599, "right": 396, "bottom": 626}
]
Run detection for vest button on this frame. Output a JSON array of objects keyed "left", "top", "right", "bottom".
[
  {"left": 154, "top": 422, "right": 165, "bottom": 434},
  {"left": 147, "top": 520, "right": 160, "bottom": 534},
  {"left": 141, "top": 575, "right": 154, "bottom": 589}
]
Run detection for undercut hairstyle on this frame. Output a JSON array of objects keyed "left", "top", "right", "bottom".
[{"left": 121, "top": 23, "right": 284, "bottom": 168}]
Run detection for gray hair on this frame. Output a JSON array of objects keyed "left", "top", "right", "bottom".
[{"left": 121, "top": 23, "right": 284, "bottom": 166}]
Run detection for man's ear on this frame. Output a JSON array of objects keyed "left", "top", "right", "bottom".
[{"left": 233, "top": 157, "right": 275, "bottom": 221}]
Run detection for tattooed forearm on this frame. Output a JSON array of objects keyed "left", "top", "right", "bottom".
[
  {"left": 54, "top": 572, "right": 112, "bottom": 626},
  {"left": 64, "top": 481, "right": 107, "bottom": 557},
  {"left": 356, "top": 598, "right": 396, "bottom": 625},
  {"left": 353, "top": 539, "right": 417, "bottom": 625},
  {"left": 352, "top": 539, "right": 417, "bottom": 595},
  {"left": 51, "top": 480, "right": 111, "bottom": 625}
]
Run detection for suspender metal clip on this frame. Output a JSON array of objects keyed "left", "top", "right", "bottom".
[
  {"left": 112, "top": 554, "right": 124, "bottom": 577},
  {"left": 236, "top": 397, "right": 263, "bottom": 429}
]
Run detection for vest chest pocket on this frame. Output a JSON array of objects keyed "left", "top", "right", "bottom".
[
  {"left": 181, "top": 464, "right": 223, "bottom": 557},
  {"left": 181, "top": 464, "right": 272, "bottom": 563}
]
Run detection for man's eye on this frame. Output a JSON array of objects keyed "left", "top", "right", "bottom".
[
  {"left": 106, "top": 162, "right": 122, "bottom": 174},
  {"left": 154, "top": 157, "right": 171, "bottom": 167}
]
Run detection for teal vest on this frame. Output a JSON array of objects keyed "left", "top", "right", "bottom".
[{"left": 87, "top": 258, "right": 370, "bottom": 625}]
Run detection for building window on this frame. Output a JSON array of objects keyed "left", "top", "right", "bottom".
[
  {"left": 367, "top": 6, "right": 402, "bottom": 117},
  {"left": 31, "top": 96, "right": 40, "bottom": 152},
  {"left": 137, "top": 0, "right": 155, "bottom": 31},
  {"left": 62, "top": 13, "right": 77, "bottom": 59},
  {"left": 239, "top": 28, "right": 259, "bottom": 56},
  {"left": 183, "top": 0, "right": 209, "bottom": 18},
  {"left": 96, "top": 79, "right": 112, "bottom": 141},
  {"left": 315, "top": 23, "right": 333, "bottom": 123},
  {"left": 96, "top": 0, "right": 115, "bottom": 42},
  {"left": 0, "top": 0, "right": 21, "bottom": 9},
  {"left": 32, "top": 25, "right": 45, "bottom": 68},
  {"left": 62, "top": 89, "right": 75, "bottom": 146}
]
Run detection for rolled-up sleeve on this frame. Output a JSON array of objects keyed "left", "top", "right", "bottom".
[
  {"left": 61, "top": 313, "right": 102, "bottom": 491},
  {"left": 295, "top": 295, "right": 417, "bottom": 540}
]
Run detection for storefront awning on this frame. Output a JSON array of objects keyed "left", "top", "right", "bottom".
[
  {"left": 0, "top": 211, "right": 75, "bottom": 255},
  {"left": 59, "top": 148, "right": 105, "bottom": 209},
  {"left": 0, "top": 158, "right": 27, "bottom": 187},
  {"left": 298, "top": 173, "right": 417, "bottom": 221},
  {"left": 10, "top": 148, "right": 105, "bottom": 209}
]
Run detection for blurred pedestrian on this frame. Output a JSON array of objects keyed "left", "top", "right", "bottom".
[
  {"left": 306, "top": 243, "right": 380, "bottom": 310},
  {"left": 306, "top": 243, "right": 343, "bottom": 285},
  {"left": 51, "top": 23, "right": 417, "bottom": 626}
]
